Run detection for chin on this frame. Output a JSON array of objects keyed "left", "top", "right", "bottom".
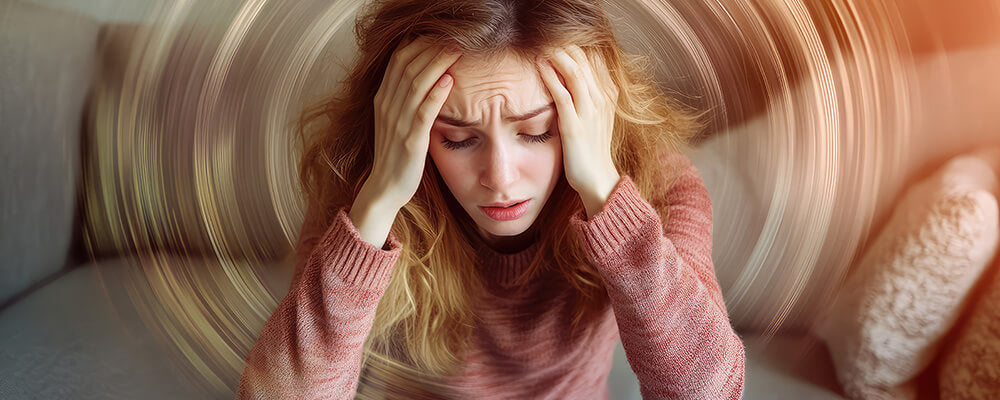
[{"left": 475, "top": 218, "right": 533, "bottom": 236}]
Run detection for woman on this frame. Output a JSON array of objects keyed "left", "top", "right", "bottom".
[{"left": 238, "top": 0, "right": 745, "bottom": 398}]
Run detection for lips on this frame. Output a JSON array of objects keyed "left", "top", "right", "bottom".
[
  {"left": 478, "top": 199, "right": 531, "bottom": 221},
  {"left": 481, "top": 199, "right": 528, "bottom": 208}
]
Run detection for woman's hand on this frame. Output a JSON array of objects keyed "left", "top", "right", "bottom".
[
  {"left": 536, "top": 45, "right": 621, "bottom": 219},
  {"left": 351, "top": 36, "right": 462, "bottom": 247},
  {"left": 358, "top": 36, "right": 462, "bottom": 212}
]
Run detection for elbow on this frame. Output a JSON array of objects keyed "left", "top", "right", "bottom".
[
  {"left": 236, "top": 371, "right": 264, "bottom": 400},
  {"left": 237, "top": 356, "right": 276, "bottom": 400},
  {"left": 722, "top": 333, "right": 747, "bottom": 400}
]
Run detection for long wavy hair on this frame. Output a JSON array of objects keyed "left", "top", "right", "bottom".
[{"left": 295, "top": 0, "right": 701, "bottom": 396}]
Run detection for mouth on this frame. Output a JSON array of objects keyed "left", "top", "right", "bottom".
[
  {"left": 481, "top": 199, "right": 528, "bottom": 208},
  {"left": 478, "top": 199, "right": 531, "bottom": 221}
]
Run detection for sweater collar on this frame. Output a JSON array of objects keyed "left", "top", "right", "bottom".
[{"left": 471, "top": 235, "right": 543, "bottom": 288}]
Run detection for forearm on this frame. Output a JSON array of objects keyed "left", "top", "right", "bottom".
[
  {"left": 570, "top": 173, "right": 745, "bottom": 399},
  {"left": 238, "top": 207, "right": 402, "bottom": 399},
  {"left": 579, "top": 170, "right": 621, "bottom": 220},
  {"left": 603, "top": 235, "right": 745, "bottom": 400},
  {"left": 238, "top": 279, "right": 379, "bottom": 399},
  {"left": 349, "top": 186, "right": 401, "bottom": 249}
]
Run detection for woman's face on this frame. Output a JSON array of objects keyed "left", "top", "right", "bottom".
[{"left": 428, "top": 50, "right": 562, "bottom": 246}]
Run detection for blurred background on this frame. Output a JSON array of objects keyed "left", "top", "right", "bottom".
[{"left": 1, "top": 0, "right": 999, "bottom": 398}]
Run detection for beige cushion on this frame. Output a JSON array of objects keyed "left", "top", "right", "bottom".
[
  {"left": 937, "top": 147, "right": 1000, "bottom": 400},
  {"left": 813, "top": 151, "right": 999, "bottom": 399}
]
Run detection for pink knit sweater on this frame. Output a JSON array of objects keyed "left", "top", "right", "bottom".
[{"left": 237, "top": 153, "right": 746, "bottom": 399}]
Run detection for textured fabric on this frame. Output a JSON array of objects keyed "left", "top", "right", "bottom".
[
  {"left": 812, "top": 153, "right": 1000, "bottom": 400},
  {"left": 237, "top": 153, "right": 745, "bottom": 399},
  {"left": 936, "top": 147, "right": 1000, "bottom": 400},
  {"left": 0, "top": 1, "right": 99, "bottom": 303},
  {"left": 0, "top": 261, "right": 204, "bottom": 400},
  {"left": 939, "top": 255, "right": 1000, "bottom": 399}
]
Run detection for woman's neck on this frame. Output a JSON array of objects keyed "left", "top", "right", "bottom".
[{"left": 475, "top": 224, "right": 540, "bottom": 254}]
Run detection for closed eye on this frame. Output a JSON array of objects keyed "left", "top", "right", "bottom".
[
  {"left": 522, "top": 131, "right": 553, "bottom": 144},
  {"left": 440, "top": 131, "right": 553, "bottom": 150}
]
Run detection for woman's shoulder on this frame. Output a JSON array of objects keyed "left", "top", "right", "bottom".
[
  {"left": 656, "top": 143, "right": 700, "bottom": 176},
  {"left": 648, "top": 146, "right": 708, "bottom": 203}
]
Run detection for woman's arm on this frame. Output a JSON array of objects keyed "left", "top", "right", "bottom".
[
  {"left": 237, "top": 204, "right": 403, "bottom": 399},
  {"left": 569, "top": 153, "right": 745, "bottom": 400}
]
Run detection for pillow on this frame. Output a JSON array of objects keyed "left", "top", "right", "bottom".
[
  {"left": 939, "top": 233, "right": 1000, "bottom": 399},
  {"left": 812, "top": 152, "right": 1000, "bottom": 399}
]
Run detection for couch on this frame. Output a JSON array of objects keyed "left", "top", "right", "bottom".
[{"left": 4, "top": 1, "right": 997, "bottom": 399}]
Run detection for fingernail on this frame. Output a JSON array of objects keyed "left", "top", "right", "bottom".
[{"left": 439, "top": 74, "right": 452, "bottom": 87}]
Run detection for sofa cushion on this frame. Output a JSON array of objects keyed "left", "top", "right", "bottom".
[
  {"left": 606, "top": 332, "right": 844, "bottom": 399},
  {"left": 0, "top": 250, "right": 297, "bottom": 399},
  {"left": 0, "top": 262, "right": 203, "bottom": 399},
  {"left": 0, "top": 1, "right": 99, "bottom": 304},
  {"left": 813, "top": 151, "right": 1000, "bottom": 399}
]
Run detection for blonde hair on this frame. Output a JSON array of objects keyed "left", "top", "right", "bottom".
[{"left": 295, "top": 0, "right": 701, "bottom": 396}]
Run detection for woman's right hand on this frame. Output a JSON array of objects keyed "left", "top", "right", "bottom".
[{"left": 350, "top": 37, "right": 462, "bottom": 247}]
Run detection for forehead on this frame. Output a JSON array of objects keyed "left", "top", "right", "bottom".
[{"left": 441, "top": 51, "right": 549, "bottom": 118}]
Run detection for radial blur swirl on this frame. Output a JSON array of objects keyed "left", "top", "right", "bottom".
[{"left": 77, "top": 0, "right": 999, "bottom": 395}]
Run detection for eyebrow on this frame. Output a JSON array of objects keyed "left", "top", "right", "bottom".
[{"left": 436, "top": 103, "right": 554, "bottom": 127}]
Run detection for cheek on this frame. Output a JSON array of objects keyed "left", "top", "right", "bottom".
[
  {"left": 428, "top": 147, "right": 470, "bottom": 192},
  {"left": 546, "top": 138, "right": 563, "bottom": 171},
  {"left": 527, "top": 141, "right": 563, "bottom": 183}
]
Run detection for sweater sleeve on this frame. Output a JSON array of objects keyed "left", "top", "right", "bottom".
[
  {"left": 237, "top": 204, "right": 403, "bottom": 399},
  {"left": 568, "top": 158, "right": 746, "bottom": 400}
]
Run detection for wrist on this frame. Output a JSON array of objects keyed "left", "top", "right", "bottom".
[
  {"left": 349, "top": 189, "right": 399, "bottom": 249},
  {"left": 581, "top": 171, "right": 621, "bottom": 219},
  {"left": 354, "top": 182, "right": 402, "bottom": 215}
]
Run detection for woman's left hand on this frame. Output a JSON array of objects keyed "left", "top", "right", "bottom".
[{"left": 537, "top": 45, "right": 621, "bottom": 219}]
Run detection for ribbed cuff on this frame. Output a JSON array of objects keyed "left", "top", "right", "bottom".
[
  {"left": 569, "top": 175, "right": 662, "bottom": 264},
  {"left": 312, "top": 206, "right": 403, "bottom": 292}
]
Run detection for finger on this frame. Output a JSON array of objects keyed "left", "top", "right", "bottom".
[
  {"left": 387, "top": 38, "right": 438, "bottom": 99},
  {"left": 390, "top": 45, "right": 454, "bottom": 113},
  {"left": 591, "top": 53, "right": 619, "bottom": 103},
  {"left": 549, "top": 48, "right": 593, "bottom": 112},
  {"left": 413, "top": 73, "right": 454, "bottom": 142},
  {"left": 398, "top": 46, "right": 462, "bottom": 126},
  {"left": 537, "top": 58, "right": 577, "bottom": 127},
  {"left": 566, "top": 45, "right": 604, "bottom": 105},
  {"left": 379, "top": 37, "right": 435, "bottom": 104}
]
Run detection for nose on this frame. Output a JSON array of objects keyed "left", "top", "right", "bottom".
[{"left": 479, "top": 140, "right": 520, "bottom": 193}]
